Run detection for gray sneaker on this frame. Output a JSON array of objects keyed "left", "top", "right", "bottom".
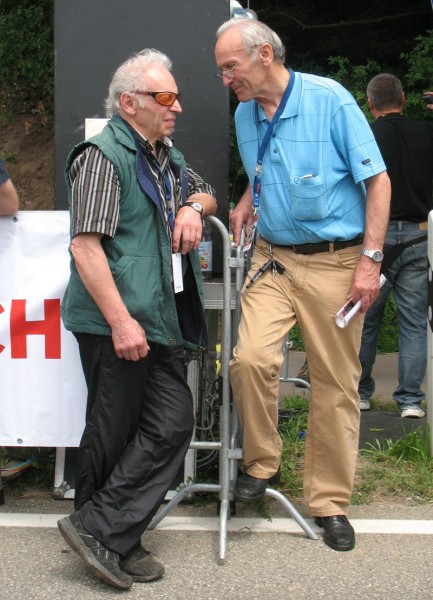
[
  {"left": 120, "top": 543, "right": 165, "bottom": 582},
  {"left": 359, "top": 399, "right": 370, "bottom": 411},
  {"left": 57, "top": 512, "right": 133, "bottom": 590}
]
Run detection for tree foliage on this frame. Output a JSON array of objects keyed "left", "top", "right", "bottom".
[{"left": 0, "top": 0, "right": 54, "bottom": 113}]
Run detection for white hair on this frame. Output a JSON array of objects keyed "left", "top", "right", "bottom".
[
  {"left": 104, "top": 48, "right": 172, "bottom": 117},
  {"left": 216, "top": 19, "right": 285, "bottom": 63}
]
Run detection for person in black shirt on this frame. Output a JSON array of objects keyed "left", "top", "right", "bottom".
[{"left": 359, "top": 73, "right": 433, "bottom": 418}]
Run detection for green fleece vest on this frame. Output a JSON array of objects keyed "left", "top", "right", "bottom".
[{"left": 61, "top": 117, "right": 205, "bottom": 349}]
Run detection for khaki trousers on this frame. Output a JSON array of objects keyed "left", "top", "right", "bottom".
[{"left": 230, "top": 236, "right": 363, "bottom": 516}]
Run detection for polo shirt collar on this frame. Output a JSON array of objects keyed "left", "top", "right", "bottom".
[{"left": 255, "top": 69, "right": 301, "bottom": 123}]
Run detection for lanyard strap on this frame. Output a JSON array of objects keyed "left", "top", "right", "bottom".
[{"left": 253, "top": 68, "right": 295, "bottom": 211}]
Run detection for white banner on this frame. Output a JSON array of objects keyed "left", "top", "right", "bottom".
[{"left": 0, "top": 211, "right": 86, "bottom": 446}]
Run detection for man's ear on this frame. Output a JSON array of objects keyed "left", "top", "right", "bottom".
[
  {"left": 367, "top": 97, "right": 374, "bottom": 112},
  {"left": 259, "top": 42, "right": 273, "bottom": 66},
  {"left": 120, "top": 92, "right": 137, "bottom": 116}
]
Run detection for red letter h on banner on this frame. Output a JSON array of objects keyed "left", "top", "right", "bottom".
[{"left": 10, "top": 299, "right": 61, "bottom": 359}]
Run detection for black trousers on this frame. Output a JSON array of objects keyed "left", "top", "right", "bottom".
[{"left": 73, "top": 333, "right": 194, "bottom": 555}]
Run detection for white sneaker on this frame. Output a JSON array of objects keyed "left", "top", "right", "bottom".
[
  {"left": 359, "top": 399, "right": 370, "bottom": 411},
  {"left": 400, "top": 406, "right": 425, "bottom": 419}
]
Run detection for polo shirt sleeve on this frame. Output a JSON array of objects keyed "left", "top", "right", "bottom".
[{"left": 331, "top": 102, "right": 386, "bottom": 184}]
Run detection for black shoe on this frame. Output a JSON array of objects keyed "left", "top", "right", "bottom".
[
  {"left": 119, "top": 543, "right": 165, "bottom": 582},
  {"left": 314, "top": 515, "right": 355, "bottom": 551},
  {"left": 58, "top": 512, "right": 133, "bottom": 590},
  {"left": 234, "top": 469, "right": 281, "bottom": 502}
]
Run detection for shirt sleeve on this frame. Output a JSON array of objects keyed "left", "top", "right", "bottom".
[
  {"left": 0, "top": 158, "right": 10, "bottom": 185},
  {"left": 185, "top": 164, "right": 215, "bottom": 199},
  {"left": 331, "top": 103, "right": 386, "bottom": 184},
  {"left": 69, "top": 146, "right": 120, "bottom": 238}
]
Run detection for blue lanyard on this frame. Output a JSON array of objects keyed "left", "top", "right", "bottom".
[{"left": 253, "top": 68, "right": 295, "bottom": 212}]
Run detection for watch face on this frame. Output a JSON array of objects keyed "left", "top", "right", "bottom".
[
  {"left": 186, "top": 202, "right": 203, "bottom": 214},
  {"left": 361, "top": 249, "right": 383, "bottom": 262}
]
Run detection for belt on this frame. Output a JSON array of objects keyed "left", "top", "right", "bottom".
[{"left": 269, "top": 235, "right": 364, "bottom": 255}]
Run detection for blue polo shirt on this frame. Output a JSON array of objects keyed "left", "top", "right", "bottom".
[{"left": 235, "top": 71, "right": 386, "bottom": 245}]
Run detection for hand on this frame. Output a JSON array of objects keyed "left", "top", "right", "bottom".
[
  {"left": 230, "top": 192, "right": 255, "bottom": 247},
  {"left": 350, "top": 257, "right": 382, "bottom": 313},
  {"left": 424, "top": 92, "right": 433, "bottom": 111},
  {"left": 111, "top": 316, "right": 150, "bottom": 361},
  {"left": 172, "top": 206, "right": 203, "bottom": 254}
]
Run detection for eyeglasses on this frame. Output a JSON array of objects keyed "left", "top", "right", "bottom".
[
  {"left": 132, "top": 91, "right": 182, "bottom": 106},
  {"left": 215, "top": 58, "right": 246, "bottom": 80},
  {"left": 215, "top": 45, "right": 262, "bottom": 80}
]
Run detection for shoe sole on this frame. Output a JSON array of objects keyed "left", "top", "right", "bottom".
[
  {"left": 129, "top": 573, "right": 164, "bottom": 583},
  {"left": 233, "top": 489, "right": 266, "bottom": 502},
  {"left": 401, "top": 413, "right": 425, "bottom": 419},
  {"left": 323, "top": 537, "right": 355, "bottom": 552},
  {"left": 57, "top": 517, "right": 132, "bottom": 590}
]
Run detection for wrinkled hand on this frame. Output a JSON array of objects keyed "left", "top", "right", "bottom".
[
  {"left": 112, "top": 316, "right": 150, "bottom": 361},
  {"left": 230, "top": 201, "right": 255, "bottom": 247},
  {"left": 172, "top": 207, "right": 203, "bottom": 254},
  {"left": 350, "top": 258, "right": 381, "bottom": 313}
]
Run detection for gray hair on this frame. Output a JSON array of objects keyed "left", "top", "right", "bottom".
[
  {"left": 216, "top": 19, "right": 285, "bottom": 64},
  {"left": 104, "top": 48, "right": 172, "bottom": 117},
  {"left": 366, "top": 73, "right": 404, "bottom": 111}
]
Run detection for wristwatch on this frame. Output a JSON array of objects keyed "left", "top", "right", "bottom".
[
  {"left": 181, "top": 201, "right": 203, "bottom": 217},
  {"left": 360, "top": 249, "right": 384, "bottom": 263}
]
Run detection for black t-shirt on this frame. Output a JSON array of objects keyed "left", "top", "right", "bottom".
[{"left": 371, "top": 113, "right": 433, "bottom": 221}]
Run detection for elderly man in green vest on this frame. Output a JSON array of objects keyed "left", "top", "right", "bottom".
[{"left": 57, "top": 48, "right": 216, "bottom": 591}]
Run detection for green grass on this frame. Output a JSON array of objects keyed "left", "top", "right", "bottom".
[
  {"left": 278, "top": 396, "right": 433, "bottom": 505},
  {"left": 2, "top": 396, "right": 432, "bottom": 508}
]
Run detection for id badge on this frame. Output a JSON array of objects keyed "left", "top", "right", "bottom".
[
  {"left": 243, "top": 213, "right": 259, "bottom": 253},
  {"left": 172, "top": 252, "right": 184, "bottom": 293}
]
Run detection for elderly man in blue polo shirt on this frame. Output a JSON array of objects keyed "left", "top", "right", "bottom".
[{"left": 215, "top": 19, "right": 390, "bottom": 552}]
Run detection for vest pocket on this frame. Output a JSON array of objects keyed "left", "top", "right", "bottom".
[{"left": 112, "top": 254, "right": 160, "bottom": 326}]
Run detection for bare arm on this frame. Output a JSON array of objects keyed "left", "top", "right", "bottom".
[
  {"left": 70, "top": 232, "right": 150, "bottom": 361},
  {"left": 172, "top": 192, "right": 217, "bottom": 254},
  {"left": 229, "top": 186, "right": 255, "bottom": 247},
  {"left": 351, "top": 170, "right": 391, "bottom": 312},
  {"left": 0, "top": 178, "right": 19, "bottom": 215}
]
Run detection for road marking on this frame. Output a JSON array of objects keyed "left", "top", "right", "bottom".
[{"left": 0, "top": 513, "right": 433, "bottom": 535}]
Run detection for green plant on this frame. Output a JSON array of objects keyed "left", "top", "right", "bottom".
[
  {"left": 277, "top": 396, "right": 309, "bottom": 497},
  {"left": 278, "top": 398, "right": 433, "bottom": 505},
  {"left": 0, "top": 0, "right": 54, "bottom": 114},
  {"left": 1, "top": 149, "right": 18, "bottom": 163}
]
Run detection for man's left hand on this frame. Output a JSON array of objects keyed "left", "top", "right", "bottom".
[{"left": 350, "top": 257, "right": 382, "bottom": 313}]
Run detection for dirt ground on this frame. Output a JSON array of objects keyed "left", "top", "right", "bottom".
[{"left": 0, "top": 113, "right": 54, "bottom": 211}]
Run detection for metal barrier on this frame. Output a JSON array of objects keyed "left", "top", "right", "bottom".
[{"left": 148, "top": 216, "right": 319, "bottom": 561}]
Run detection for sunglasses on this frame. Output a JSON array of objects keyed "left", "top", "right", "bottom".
[{"left": 132, "top": 91, "right": 182, "bottom": 106}]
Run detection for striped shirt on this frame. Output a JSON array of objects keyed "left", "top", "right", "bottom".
[{"left": 69, "top": 129, "right": 214, "bottom": 240}]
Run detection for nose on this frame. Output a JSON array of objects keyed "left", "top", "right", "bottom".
[
  {"left": 221, "top": 72, "right": 234, "bottom": 86},
  {"left": 170, "top": 99, "right": 182, "bottom": 113}
]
